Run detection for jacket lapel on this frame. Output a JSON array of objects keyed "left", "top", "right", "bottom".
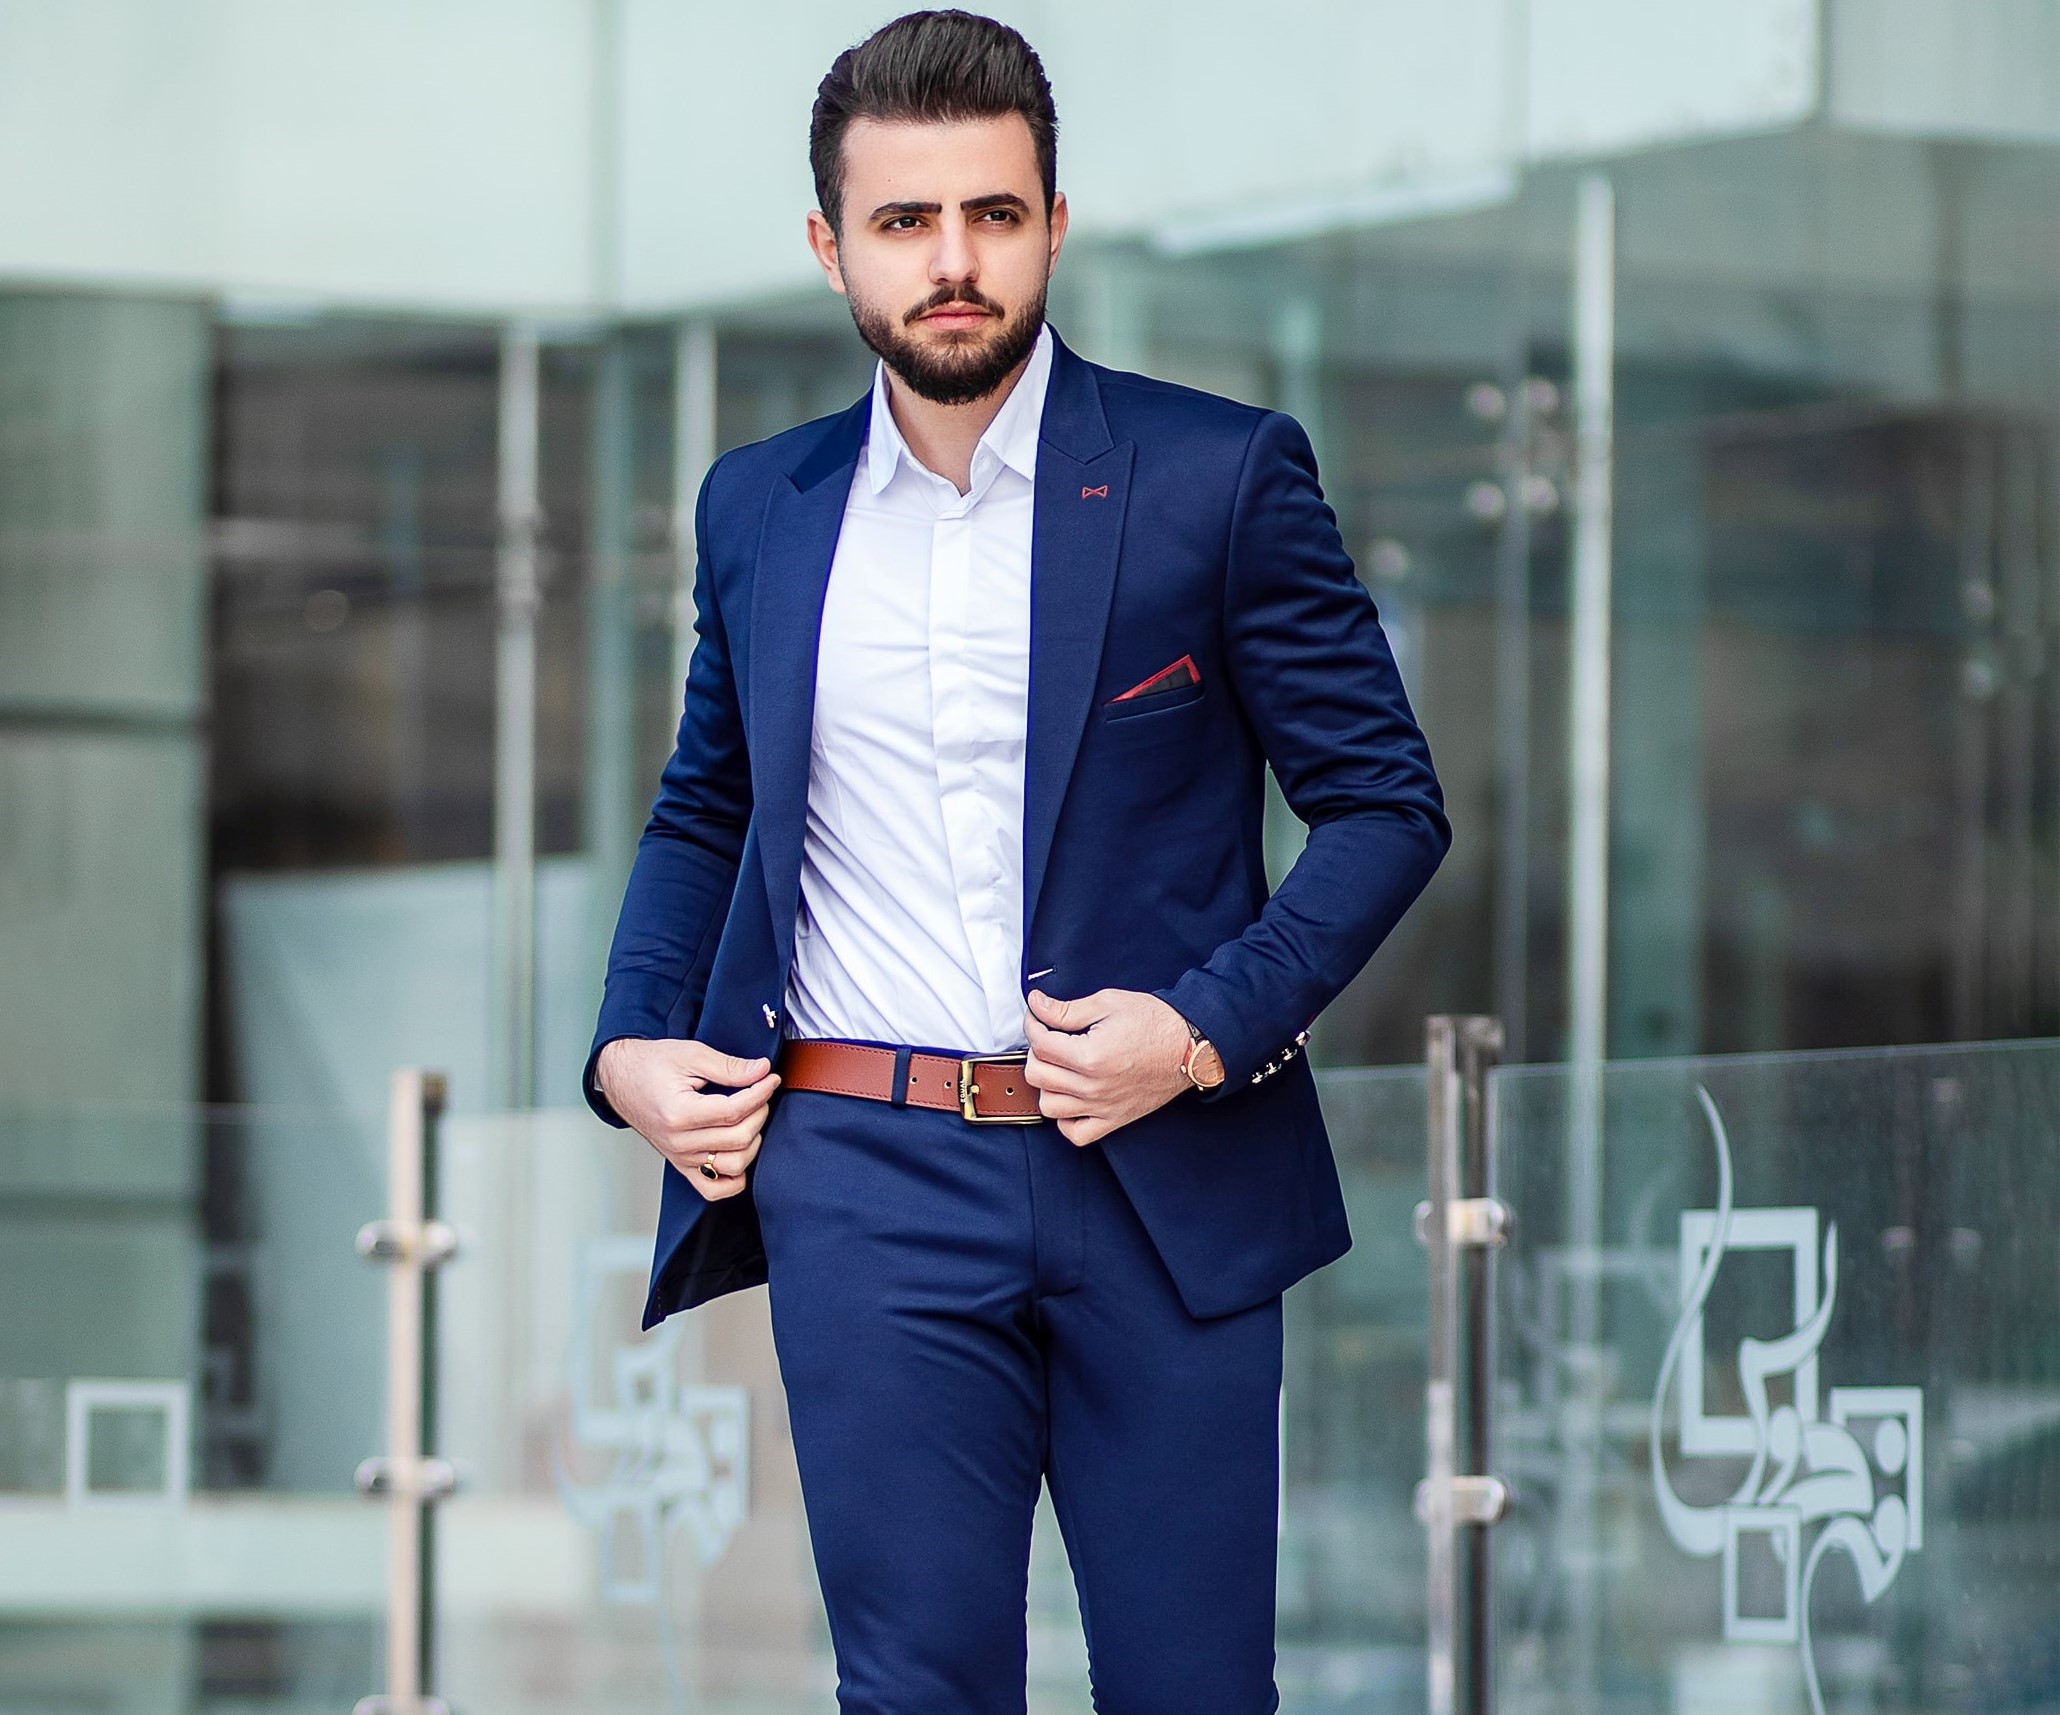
[
  {"left": 750, "top": 398, "right": 867, "bottom": 973},
  {"left": 1023, "top": 334, "right": 1133, "bottom": 957}
]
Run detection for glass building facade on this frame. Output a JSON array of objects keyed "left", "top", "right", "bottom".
[
  {"left": 178, "top": 125, "right": 2060, "bottom": 1087},
  {"left": 3, "top": 3, "right": 2058, "bottom": 1710}
]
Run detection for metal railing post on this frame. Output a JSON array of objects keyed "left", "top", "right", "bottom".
[
  {"left": 354, "top": 1069, "right": 457, "bottom": 1715},
  {"left": 1420, "top": 1016, "right": 1509, "bottom": 1715}
]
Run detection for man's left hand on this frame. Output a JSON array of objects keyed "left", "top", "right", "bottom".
[{"left": 1023, "top": 987, "right": 1194, "bottom": 1146}]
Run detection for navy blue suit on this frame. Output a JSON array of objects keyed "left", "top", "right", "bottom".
[{"left": 588, "top": 329, "right": 1446, "bottom": 1710}]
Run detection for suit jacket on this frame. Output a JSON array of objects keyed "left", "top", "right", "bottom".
[{"left": 586, "top": 329, "right": 1450, "bottom": 1331}]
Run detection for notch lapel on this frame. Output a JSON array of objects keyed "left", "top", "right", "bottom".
[
  {"left": 750, "top": 399, "right": 867, "bottom": 974},
  {"left": 1023, "top": 336, "right": 1133, "bottom": 955}
]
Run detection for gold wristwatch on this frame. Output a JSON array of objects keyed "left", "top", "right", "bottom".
[{"left": 1179, "top": 1016, "right": 1226, "bottom": 1091}]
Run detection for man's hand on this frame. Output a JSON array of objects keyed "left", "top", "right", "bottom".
[
  {"left": 1022, "top": 988, "right": 1195, "bottom": 1146},
  {"left": 596, "top": 1038, "right": 781, "bottom": 1201}
]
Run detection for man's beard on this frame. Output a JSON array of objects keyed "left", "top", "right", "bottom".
[{"left": 847, "top": 278, "right": 1047, "bottom": 406}]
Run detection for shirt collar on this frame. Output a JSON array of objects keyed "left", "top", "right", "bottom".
[{"left": 864, "top": 322, "right": 1054, "bottom": 496}]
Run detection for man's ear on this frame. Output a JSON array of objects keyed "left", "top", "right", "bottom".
[
  {"left": 805, "top": 209, "right": 848, "bottom": 297},
  {"left": 1045, "top": 190, "right": 1070, "bottom": 276}
]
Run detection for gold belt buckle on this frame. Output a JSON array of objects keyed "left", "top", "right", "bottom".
[{"left": 958, "top": 1051, "right": 1036, "bottom": 1123}]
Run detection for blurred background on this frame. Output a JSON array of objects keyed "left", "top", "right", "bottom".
[{"left": 3, "top": 2, "right": 2058, "bottom": 1712}]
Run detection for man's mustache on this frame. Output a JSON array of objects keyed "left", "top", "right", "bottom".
[{"left": 905, "top": 287, "right": 1004, "bottom": 324}]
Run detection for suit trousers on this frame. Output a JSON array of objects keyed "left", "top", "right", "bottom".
[{"left": 750, "top": 1086, "right": 1285, "bottom": 1715}]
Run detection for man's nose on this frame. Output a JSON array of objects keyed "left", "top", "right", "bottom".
[{"left": 930, "top": 216, "right": 978, "bottom": 284}]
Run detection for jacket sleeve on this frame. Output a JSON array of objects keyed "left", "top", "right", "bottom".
[
  {"left": 1153, "top": 410, "right": 1450, "bottom": 1091},
  {"left": 583, "top": 460, "right": 754, "bottom": 1126}
]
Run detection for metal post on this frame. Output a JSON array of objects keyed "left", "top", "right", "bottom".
[
  {"left": 672, "top": 319, "right": 717, "bottom": 706},
  {"left": 1490, "top": 350, "right": 1538, "bottom": 1063},
  {"left": 586, "top": 332, "right": 638, "bottom": 961},
  {"left": 1566, "top": 173, "right": 1615, "bottom": 1120},
  {"left": 1420, "top": 1015, "right": 1508, "bottom": 1715},
  {"left": 354, "top": 1069, "right": 457, "bottom": 1715},
  {"left": 494, "top": 325, "right": 542, "bottom": 1113},
  {"left": 1563, "top": 171, "right": 1617, "bottom": 1712}
]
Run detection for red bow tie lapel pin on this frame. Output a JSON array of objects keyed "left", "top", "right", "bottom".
[{"left": 1080, "top": 484, "right": 1109, "bottom": 499}]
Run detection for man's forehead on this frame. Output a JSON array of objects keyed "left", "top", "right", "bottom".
[{"left": 841, "top": 113, "right": 1042, "bottom": 197}]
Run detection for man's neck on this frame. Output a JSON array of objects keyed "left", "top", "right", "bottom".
[{"left": 883, "top": 347, "right": 1036, "bottom": 495}]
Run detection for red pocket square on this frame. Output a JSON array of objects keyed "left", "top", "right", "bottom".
[{"left": 1109, "top": 654, "right": 1201, "bottom": 702}]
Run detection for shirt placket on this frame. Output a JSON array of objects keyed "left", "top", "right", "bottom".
[{"left": 928, "top": 469, "right": 1017, "bottom": 1046}]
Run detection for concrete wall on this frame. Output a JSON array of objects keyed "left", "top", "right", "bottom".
[
  {"left": 1829, "top": 0, "right": 2060, "bottom": 141},
  {"left": 0, "top": 0, "right": 598, "bottom": 312},
  {"left": 4, "top": 0, "right": 2057, "bottom": 315},
  {"left": 0, "top": 292, "right": 209, "bottom": 1417},
  {"left": 0, "top": 294, "right": 209, "bottom": 1108},
  {"left": 614, "top": 0, "right": 1824, "bottom": 309},
  {"left": 0, "top": 0, "right": 1830, "bottom": 313}
]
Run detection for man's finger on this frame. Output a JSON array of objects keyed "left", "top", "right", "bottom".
[
  {"left": 691, "top": 1169, "right": 749, "bottom": 1202},
  {"left": 1024, "top": 1012, "right": 1095, "bottom": 1072},
  {"left": 682, "top": 1072, "right": 780, "bottom": 1127},
  {"left": 1035, "top": 1088, "right": 1090, "bottom": 1121},
  {"left": 675, "top": 1041, "right": 773, "bottom": 1089},
  {"left": 667, "top": 1110, "right": 768, "bottom": 1158},
  {"left": 712, "top": 1072, "right": 780, "bottom": 1120},
  {"left": 1023, "top": 1050, "right": 1091, "bottom": 1098},
  {"left": 703, "top": 1133, "right": 766, "bottom": 1178},
  {"left": 1026, "top": 988, "right": 1113, "bottom": 1033}
]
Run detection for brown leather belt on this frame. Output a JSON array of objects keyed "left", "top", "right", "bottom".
[{"left": 779, "top": 1039, "right": 1042, "bottom": 1124}]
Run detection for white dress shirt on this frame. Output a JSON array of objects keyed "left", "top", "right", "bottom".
[{"left": 782, "top": 324, "right": 1053, "bottom": 1055}]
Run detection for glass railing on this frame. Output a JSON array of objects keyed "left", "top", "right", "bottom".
[
  {"left": 0, "top": 1100, "right": 389, "bottom": 1709},
  {"left": 431, "top": 1069, "right": 1431, "bottom": 1715},
  {"left": 433, "top": 1105, "right": 831, "bottom": 1715},
  {"left": 1488, "top": 1041, "right": 2060, "bottom": 1715},
  {"left": 1284, "top": 1067, "right": 1431, "bottom": 1710},
  {"left": 0, "top": 1071, "right": 1431, "bottom": 1713},
  {"left": 17, "top": 1038, "right": 2052, "bottom": 1714}
]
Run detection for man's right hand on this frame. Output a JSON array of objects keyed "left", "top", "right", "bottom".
[{"left": 595, "top": 1038, "right": 781, "bottom": 1202}]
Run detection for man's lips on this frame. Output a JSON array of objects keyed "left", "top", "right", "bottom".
[{"left": 917, "top": 306, "right": 998, "bottom": 329}]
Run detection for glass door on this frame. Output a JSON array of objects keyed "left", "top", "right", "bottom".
[{"left": 1489, "top": 1040, "right": 2060, "bottom": 1715}]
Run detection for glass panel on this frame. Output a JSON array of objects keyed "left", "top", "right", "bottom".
[
  {"left": 0, "top": 1102, "right": 389, "bottom": 1709},
  {"left": 432, "top": 1069, "right": 1430, "bottom": 1713},
  {"left": 1492, "top": 1040, "right": 2060, "bottom": 1715},
  {"left": 1592, "top": 132, "right": 2060, "bottom": 1061},
  {"left": 1285, "top": 1067, "right": 1432, "bottom": 1708},
  {"left": 433, "top": 1108, "right": 833, "bottom": 1715}
]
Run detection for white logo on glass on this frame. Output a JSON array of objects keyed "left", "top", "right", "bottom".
[
  {"left": 556, "top": 1236, "right": 749, "bottom": 1603},
  {"left": 1652, "top": 1089, "right": 1923, "bottom": 1715}
]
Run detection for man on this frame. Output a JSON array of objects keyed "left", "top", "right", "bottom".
[{"left": 586, "top": 12, "right": 1448, "bottom": 1712}]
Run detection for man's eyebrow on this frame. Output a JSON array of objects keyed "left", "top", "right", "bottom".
[{"left": 867, "top": 192, "right": 1031, "bottom": 220}]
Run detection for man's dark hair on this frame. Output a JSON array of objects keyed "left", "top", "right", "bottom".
[{"left": 810, "top": 11, "right": 1058, "bottom": 232}]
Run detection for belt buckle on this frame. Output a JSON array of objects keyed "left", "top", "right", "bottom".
[{"left": 958, "top": 1051, "right": 1035, "bottom": 1123}]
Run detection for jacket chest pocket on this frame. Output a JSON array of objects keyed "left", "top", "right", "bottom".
[{"left": 1102, "top": 678, "right": 1207, "bottom": 723}]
